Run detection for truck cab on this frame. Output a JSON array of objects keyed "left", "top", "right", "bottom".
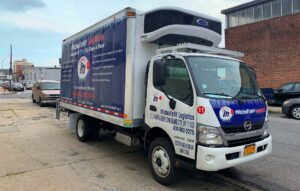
[{"left": 143, "top": 45, "right": 272, "bottom": 184}]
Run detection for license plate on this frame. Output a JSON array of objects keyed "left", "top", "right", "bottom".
[{"left": 244, "top": 144, "right": 256, "bottom": 156}]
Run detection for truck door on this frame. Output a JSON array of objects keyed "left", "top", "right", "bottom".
[{"left": 145, "top": 57, "right": 197, "bottom": 159}]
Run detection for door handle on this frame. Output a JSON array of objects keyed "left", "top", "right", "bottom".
[{"left": 150, "top": 105, "right": 157, "bottom": 112}]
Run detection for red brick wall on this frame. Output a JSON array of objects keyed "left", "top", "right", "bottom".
[{"left": 225, "top": 13, "right": 300, "bottom": 88}]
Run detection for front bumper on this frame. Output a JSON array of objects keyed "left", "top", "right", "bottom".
[
  {"left": 41, "top": 98, "right": 59, "bottom": 104},
  {"left": 196, "top": 135, "right": 272, "bottom": 171},
  {"left": 282, "top": 104, "right": 290, "bottom": 115}
]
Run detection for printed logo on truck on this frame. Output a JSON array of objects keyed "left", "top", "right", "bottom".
[
  {"left": 77, "top": 56, "right": 90, "bottom": 80},
  {"left": 196, "top": 19, "right": 208, "bottom": 27},
  {"left": 219, "top": 106, "right": 234, "bottom": 121}
]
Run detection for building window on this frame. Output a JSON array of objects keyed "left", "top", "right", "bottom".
[
  {"left": 229, "top": 13, "right": 238, "bottom": 27},
  {"left": 238, "top": 10, "right": 246, "bottom": 25},
  {"left": 245, "top": 8, "right": 254, "bottom": 24},
  {"left": 282, "top": 0, "right": 292, "bottom": 15},
  {"left": 254, "top": 5, "right": 263, "bottom": 21},
  {"left": 272, "top": 0, "right": 282, "bottom": 17},
  {"left": 263, "top": 2, "right": 272, "bottom": 19},
  {"left": 294, "top": 0, "right": 300, "bottom": 12}
]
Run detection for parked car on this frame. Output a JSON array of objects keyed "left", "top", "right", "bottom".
[
  {"left": 261, "top": 88, "right": 274, "bottom": 101},
  {"left": 272, "top": 82, "right": 300, "bottom": 105},
  {"left": 26, "top": 82, "right": 34, "bottom": 90},
  {"left": 12, "top": 82, "right": 25, "bottom": 91},
  {"left": 282, "top": 98, "right": 300, "bottom": 120},
  {"left": 1, "top": 81, "right": 10, "bottom": 90},
  {"left": 32, "top": 80, "right": 60, "bottom": 106}
]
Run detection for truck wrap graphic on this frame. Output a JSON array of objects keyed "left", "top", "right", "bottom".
[
  {"left": 209, "top": 99, "right": 267, "bottom": 127},
  {"left": 61, "top": 17, "right": 127, "bottom": 115}
]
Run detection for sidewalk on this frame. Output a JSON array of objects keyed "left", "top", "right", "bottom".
[
  {"left": 268, "top": 106, "right": 282, "bottom": 114},
  {"left": 0, "top": 87, "right": 14, "bottom": 95}
]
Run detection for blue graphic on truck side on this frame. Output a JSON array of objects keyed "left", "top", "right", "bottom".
[
  {"left": 209, "top": 99, "right": 267, "bottom": 127},
  {"left": 61, "top": 17, "right": 127, "bottom": 115}
]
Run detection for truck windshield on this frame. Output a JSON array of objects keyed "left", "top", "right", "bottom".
[
  {"left": 41, "top": 82, "right": 60, "bottom": 90},
  {"left": 186, "top": 56, "right": 262, "bottom": 99}
]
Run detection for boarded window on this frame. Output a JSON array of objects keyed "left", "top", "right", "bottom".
[
  {"left": 263, "top": 3, "right": 272, "bottom": 19},
  {"left": 245, "top": 8, "right": 254, "bottom": 23},
  {"left": 282, "top": 0, "right": 292, "bottom": 15},
  {"left": 254, "top": 5, "right": 263, "bottom": 21},
  {"left": 238, "top": 10, "right": 246, "bottom": 25},
  {"left": 294, "top": 0, "right": 300, "bottom": 12},
  {"left": 272, "top": 0, "right": 282, "bottom": 17}
]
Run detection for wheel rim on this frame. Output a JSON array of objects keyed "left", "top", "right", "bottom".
[
  {"left": 77, "top": 120, "right": 84, "bottom": 137},
  {"left": 152, "top": 146, "right": 170, "bottom": 178},
  {"left": 292, "top": 107, "right": 300, "bottom": 119}
]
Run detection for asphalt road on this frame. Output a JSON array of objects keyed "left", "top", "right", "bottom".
[
  {"left": 0, "top": 90, "right": 32, "bottom": 99},
  {"left": 0, "top": 95, "right": 299, "bottom": 190},
  {"left": 218, "top": 113, "right": 300, "bottom": 191}
]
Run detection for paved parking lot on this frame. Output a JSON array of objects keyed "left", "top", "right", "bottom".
[{"left": 0, "top": 99, "right": 253, "bottom": 191}]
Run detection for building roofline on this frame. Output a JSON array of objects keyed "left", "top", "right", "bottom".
[{"left": 221, "top": 0, "right": 269, "bottom": 14}]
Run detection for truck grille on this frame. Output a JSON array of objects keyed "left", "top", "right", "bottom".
[
  {"left": 222, "top": 122, "right": 264, "bottom": 134},
  {"left": 227, "top": 136, "right": 263, "bottom": 147}
]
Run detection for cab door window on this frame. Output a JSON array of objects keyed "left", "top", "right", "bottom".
[{"left": 154, "top": 59, "right": 193, "bottom": 106}]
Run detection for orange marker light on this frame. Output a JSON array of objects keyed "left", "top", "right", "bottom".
[{"left": 127, "top": 12, "right": 136, "bottom": 17}]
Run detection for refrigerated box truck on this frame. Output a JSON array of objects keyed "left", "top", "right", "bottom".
[{"left": 57, "top": 7, "right": 272, "bottom": 185}]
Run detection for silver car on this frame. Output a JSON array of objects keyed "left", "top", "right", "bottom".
[{"left": 282, "top": 98, "right": 300, "bottom": 120}]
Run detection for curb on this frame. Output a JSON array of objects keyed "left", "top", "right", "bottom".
[{"left": 268, "top": 106, "right": 282, "bottom": 114}]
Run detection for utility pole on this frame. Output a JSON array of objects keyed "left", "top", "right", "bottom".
[{"left": 9, "top": 44, "right": 12, "bottom": 91}]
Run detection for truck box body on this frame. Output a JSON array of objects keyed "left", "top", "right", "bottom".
[
  {"left": 60, "top": 7, "right": 221, "bottom": 128},
  {"left": 61, "top": 8, "right": 157, "bottom": 127}
]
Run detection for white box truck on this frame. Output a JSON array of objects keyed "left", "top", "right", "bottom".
[{"left": 57, "top": 7, "right": 272, "bottom": 185}]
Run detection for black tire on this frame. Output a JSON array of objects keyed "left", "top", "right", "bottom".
[
  {"left": 39, "top": 99, "right": 44, "bottom": 107},
  {"left": 32, "top": 95, "right": 36, "bottom": 103},
  {"left": 148, "top": 137, "right": 177, "bottom": 186},
  {"left": 290, "top": 105, "right": 300, "bottom": 120},
  {"left": 76, "top": 116, "right": 99, "bottom": 142}
]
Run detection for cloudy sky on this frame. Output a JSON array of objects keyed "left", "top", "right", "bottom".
[{"left": 0, "top": 0, "right": 251, "bottom": 68}]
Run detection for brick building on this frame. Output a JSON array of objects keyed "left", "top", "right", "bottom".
[
  {"left": 13, "top": 59, "right": 34, "bottom": 81},
  {"left": 222, "top": 0, "right": 300, "bottom": 88}
]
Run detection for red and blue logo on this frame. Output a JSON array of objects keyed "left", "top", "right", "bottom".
[{"left": 77, "top": 56, "right": 90, "bottom": 80}]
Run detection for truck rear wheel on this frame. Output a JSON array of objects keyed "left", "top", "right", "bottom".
[
  {"left": 76, "top": 116, "right": 94, "bottom": 142},
  {"left": 148, "top": 137, "right": 177, "bottom": 186}
]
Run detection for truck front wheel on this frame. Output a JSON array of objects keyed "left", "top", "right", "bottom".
[
  {"left": 76, "top": 116, "right": 93, "bottom": 142},
  {"left": 148, "top": 137, "right": 177, "bottom": 186}
]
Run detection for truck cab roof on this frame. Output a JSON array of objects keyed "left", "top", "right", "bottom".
[{"left": 154, "top": 52, "right": 242, "bottom": 63}]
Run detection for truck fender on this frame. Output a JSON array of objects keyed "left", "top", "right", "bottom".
[{"left": 144, "top": 125, "right": 174, "bottom": 156}]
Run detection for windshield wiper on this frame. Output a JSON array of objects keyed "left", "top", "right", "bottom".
[
  {"left": 203, "top": 92, "right": 244, "bottom": 103},
  {"left": 240, "top": 91, "right": 266, "bottom": 100}
]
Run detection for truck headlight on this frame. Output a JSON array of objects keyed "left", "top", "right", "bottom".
[
  {"left": 263, "top": 120, "right": 269, "bottom": 138},
  {"left": 197, "top": 123, "right": 223, "bottom": 145}
]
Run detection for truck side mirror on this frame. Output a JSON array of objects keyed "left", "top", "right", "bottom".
[
  {"left": 153, "top": 60, "right": 166, "bottom": 87},
  {"left": 277, "top": 89, "right": 283, "bottom": 93}
]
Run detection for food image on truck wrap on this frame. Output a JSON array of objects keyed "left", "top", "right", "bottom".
[{"left": 61, "top": 17, "right": 127, "bottom": 115}]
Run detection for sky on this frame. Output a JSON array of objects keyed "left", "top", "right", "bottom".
[{"left": 0, "top": 0, "right": 251, "bottom": 68}]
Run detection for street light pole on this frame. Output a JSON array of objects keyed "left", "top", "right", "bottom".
[{"left": 9, "top": 44, "right": 12, "bottom": 91}]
